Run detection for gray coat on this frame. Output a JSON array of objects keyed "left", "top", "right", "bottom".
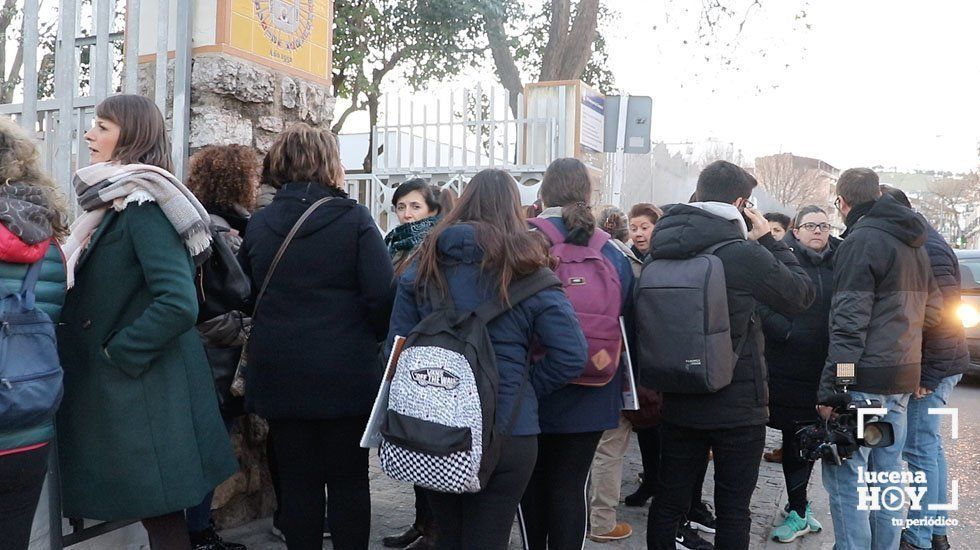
[{"left": 819, "top": 195, "right": 943, "bottom": 401}]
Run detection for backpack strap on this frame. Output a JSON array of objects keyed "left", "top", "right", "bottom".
[
  {"left": 701, "top": 238, "right": 743, "bottom": 256},
  {"left": 473, "top": 268, "right": 562, "bottom": 323},
  {"left": 528, "top": 217, "right": 564, "bottom": 245},
  {"left": 0, "top": 259, "right": 44, "bottom": 313}
]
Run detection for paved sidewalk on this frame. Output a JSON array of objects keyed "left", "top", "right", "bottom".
[{"left": 221, "top": 427, "right": 834, "bottom": 549}]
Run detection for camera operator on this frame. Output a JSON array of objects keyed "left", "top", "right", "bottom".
[
  {"left": 645, "top": 162, "right": 814, "bottom": 550},
  {"left": 818, "top": 169, "right": 942, "bottom": 550},
  {"left": 880, "top": 185, "right": 968, "bottom": 550}
]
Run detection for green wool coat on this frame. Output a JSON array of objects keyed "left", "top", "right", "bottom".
[{"left": 56, "top": 202, "right": 238, "bottom": 521}]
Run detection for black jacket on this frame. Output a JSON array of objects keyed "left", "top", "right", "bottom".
[
  {"left": 818, "top": 195, "right": 942, "bottom": 402},
  {"left": 238, "top": 182, "right": 395, "bottom": 419},
  {"left": 648, "top": 204, "right": 814, "bottom": 429},
  {"left": 758, "top": 232, "right": 839, "bottom": 430},
  {"left": 920, "top": 219, "right": 970, "bottom": 389}
]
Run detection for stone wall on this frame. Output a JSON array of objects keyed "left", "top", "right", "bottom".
[
  {"left": 140, "top": 53, "right": 336, "bottom": 155},
  {"left": 139, "top": 52, "right": 336, "bottom": 529}
]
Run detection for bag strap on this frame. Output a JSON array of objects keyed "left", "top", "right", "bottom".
[
  {"left": 252, "top": 197, "right": 336, "bottom": 320},
  {"left": 701, "top": 238, "right": 742, "bottom": 256},
  {"left": 473, "top": 268, "right": 562, "bottom": 323},
  {"left": 0, "top": 259, "right": 44, "bottom": 313},
  {"left": 528, "top": 217, "right": 564, "bottom": 246}
]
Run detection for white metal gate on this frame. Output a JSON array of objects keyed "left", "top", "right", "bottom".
[
  {"left": 349, "top": 84, "right": 559, "bottom": 233},
  {"left": 0, "top": 0, "right": 193, "bottom": 214}
]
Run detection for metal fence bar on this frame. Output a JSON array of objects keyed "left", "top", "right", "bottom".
[
  {"left": 20, "top": 0, "right": 41, "bottom": 131},
  {"left": 124, "top": 0, "right": 141, "bottom": 93},
  {"left": 154, "top": 0, "right": 170, "bottom": 113},
  {"left": 92, "top": 0, "right": 112, "bottom": 102},
  {"left": 53, "top": 0, "right": 78, "bottom": 194},
  {"left": 170, "top": 0, "right": 192, "bottom": 180}
]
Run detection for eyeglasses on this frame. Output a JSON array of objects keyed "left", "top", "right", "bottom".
[
  {"left": 799, "top": 222, "right": 832, "bottom": 232},
  {"left": 834, "top": 197, "right": 842, "bottom": 210}
]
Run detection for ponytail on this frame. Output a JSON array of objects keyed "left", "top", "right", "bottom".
[
  {"left": 562, "top": 201, "right": 595, "bottom": 245},
  {"left": 539, "top": 158, "right": 596, "bottom": 245}
]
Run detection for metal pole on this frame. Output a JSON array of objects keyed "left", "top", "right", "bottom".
[
  {"left": 154, "top": 0, "right": 170, "bottom": 114},
  {"left": 612, "top": 94, "right": 630, "bottom": 207},
  {"left": 21, "top": 0, "right": 40, "bottom": 131},
  {"left": 92, "top": 0, "right": 112, "bottom": 102},
  {"left": 124, "top": 0, "right": 142, "bottom": 94},
  {"left": 53, "top": 0, "right": 77, "bottom": 194},
  {"left": 171, "top": 0, "right": 193, "bottom": 180}
]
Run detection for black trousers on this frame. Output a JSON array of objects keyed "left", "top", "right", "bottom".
[
  {"left": 518, "top": 431, "right": 603, "bottom": 550},
  {"left": 268, "top": 416, "right": 370, "bottom": 550},
  {"left": 648, "top": 423, "right": 766, "bottom": 550},
  {"left": 0, "top": 445, "right": 50, "bottom": 550},
  {"left": 781, "top": 428, "right": 814, "bottom": 516},
  {"left": 428, "top": 435, "right": 537, "bottom": 550},
  {"left": 637, "top": 425, "right": 708, "bottom": 507},
  {"left": 413, "top": 485, "right": 433, "bottom": 530}
]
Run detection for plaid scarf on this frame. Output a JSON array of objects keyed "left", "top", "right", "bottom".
[
  {"left": 384, "top": 216, "right": 440, "bottom": 256},
  {"left": 0, "top": 181, "right": 56, "bottom": 245},
  {"left": 63, "top": 162, "right": 212, "bottom": 284}
]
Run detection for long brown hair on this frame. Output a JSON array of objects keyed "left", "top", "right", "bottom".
[
  {"left": 411, "top": 169, "right": 549, "bottom": 303},
  {"left": 539, "top": 157, "right": 595, "bottom": 245},
  {"left": 267, "top": 123, "right": 345, "bottom": 189},
  {"left": 96, "top": 94, "right": 173, "bottom": 172}
]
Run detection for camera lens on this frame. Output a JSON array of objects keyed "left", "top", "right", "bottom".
[{"left": 863, "top": 424, "right": 883, "bottom": 446}]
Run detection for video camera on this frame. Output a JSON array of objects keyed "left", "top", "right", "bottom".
[{"left": 796, "top": 392, "right": 895, "bottom": 465}]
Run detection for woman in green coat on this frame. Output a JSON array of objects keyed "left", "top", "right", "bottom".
[{"left": 57, "top": 95, "right": 238, "bottom": 549}]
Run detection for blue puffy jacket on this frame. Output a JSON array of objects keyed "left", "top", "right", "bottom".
[
  {"left": 386, "top": 223, "right": 588, "bottom": 436},
  {"left": 920, "top": 219, "right": 970, "bottom": 389},
  {"left": 533, "top": 213, "right": 635, "bottom": 434}
]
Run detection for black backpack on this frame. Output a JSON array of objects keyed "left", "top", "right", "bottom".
[
  {"left": 635, "top": 240, "right": 751, "bottom": 393},
  {"left": 379, "top": 268, "right": 560, "bottom": 493}
]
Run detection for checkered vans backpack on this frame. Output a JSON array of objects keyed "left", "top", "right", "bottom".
[{"left": 379, "top": 268, "right": 560, "bottom": 493}]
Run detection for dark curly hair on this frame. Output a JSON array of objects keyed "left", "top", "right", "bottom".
[{"left": 187, "top": 144, "right": 260, "bottom": 211}]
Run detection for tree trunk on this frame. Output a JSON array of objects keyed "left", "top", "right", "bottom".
[
  {"left": 362, "top": 92, "right": 379, "bottom": 172},
  {"left": 540, "top": 0, "right": 571, "bottom": 81},
  {"left": 558, "top": 0, "right": 600, "bottom": 78},
  {"left": 481, "top": 8, "right": 523, "bottom": 116}
]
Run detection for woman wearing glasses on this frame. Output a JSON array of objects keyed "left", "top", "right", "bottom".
[{"left": 758, "top": 205, "right": 839, "bottom": 544}]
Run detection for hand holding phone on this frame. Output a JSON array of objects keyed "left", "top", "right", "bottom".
[{"left": 743, "top": 208, "right": 770, "bottom": 241}]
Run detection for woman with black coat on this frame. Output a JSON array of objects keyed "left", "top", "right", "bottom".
[
  {"left": 238, "top": 123, "right": 395, "bottom": 550},
  {"left": 758, "top": 205, "right": 838, "bottom": 544}
]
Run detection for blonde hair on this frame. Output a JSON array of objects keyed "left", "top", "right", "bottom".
[
  {"left": 267, "top": 123, "right": 345, "bottom": 189},
  {"left": 0, "top": 116, "right": 70, "bottom": 240}
]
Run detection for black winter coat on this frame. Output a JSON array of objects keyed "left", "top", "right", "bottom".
[
  {"left": 920, "top": 219, "right": 970, "bottom": 389},
  {"left": 759, "top": 232, "right": 839, "bottom": 430},
  {"left": 238, "top": 182, "right": 395, "bottom": 419},
  {"left": 818, "top": 195, "right": 942, "bottom": 402},
  {"left": 648, "top": 204, "right": 814, "bottom": 430}
]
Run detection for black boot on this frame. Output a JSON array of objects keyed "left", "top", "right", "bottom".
[
  {"left": 189, "top": 526, "right": 246, "bottom": 550},
  {"left": 624, "top": 484, "right": 655, "bottom": 507},
  {"left": 383, "top": 526, "right": 424, "bottom": 548},
  {"left": 932, "top": 534, "right": 951, "bottom": 550}
]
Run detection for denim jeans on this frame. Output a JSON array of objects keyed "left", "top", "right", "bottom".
[
  {"left": 902, "top": 374, "right": 961, "bottom": 548},
  {"left": 821, "top": 391, "right": 910, "bottom": 550}
]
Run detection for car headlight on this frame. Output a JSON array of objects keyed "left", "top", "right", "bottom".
[{"left": 958, "top": 303, "right": 980, "bottom": 329}]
